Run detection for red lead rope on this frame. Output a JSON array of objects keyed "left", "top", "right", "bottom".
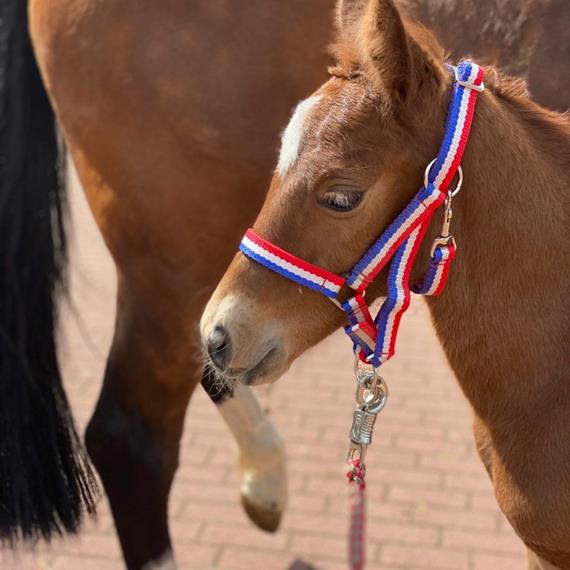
[{"left": 347, "top": 459, "right": 367, "bottom": 570}]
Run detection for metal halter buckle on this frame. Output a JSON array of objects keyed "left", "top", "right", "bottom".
[
  {"left": 328, "top": 286, "right": 366, "bottom": 312},
  {"left": 424, "top": 159, "right": 461, "bottom": 257},
  {"left": 348, "top": 357, "right": 388, "bottom": 464},
  {"left": 354, "top": 354, "right": 378, "bottom": 388},
  {"left": 430, "top": 193, "right": 456, "bottom": 256},
  {"left": 452, "top": 65, "right": 485, "bottom": 92}
]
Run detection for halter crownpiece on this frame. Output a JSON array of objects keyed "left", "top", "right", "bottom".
[{"left": 240, "top": 61, "right": 485, "bottom": 368}]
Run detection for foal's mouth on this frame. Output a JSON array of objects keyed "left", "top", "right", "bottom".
[{"left": 223, "top": 346, "right": 281, "bottom": 386}]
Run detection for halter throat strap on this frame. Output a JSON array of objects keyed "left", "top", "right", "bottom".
[{"left": 239, "top": 61, "right": 485, "bottom": 367}]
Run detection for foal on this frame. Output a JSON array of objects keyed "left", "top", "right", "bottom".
[{"left": 202, "top": 0, "right": 570, "bottom": 568}]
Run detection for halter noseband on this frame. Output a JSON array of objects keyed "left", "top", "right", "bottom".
[{"left": 240, "top": 61, "right": 485, "bottom": 368}]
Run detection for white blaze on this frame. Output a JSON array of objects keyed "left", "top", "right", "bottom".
[{"left": 277, "top": 95, "right": 322, "bottom": 176}]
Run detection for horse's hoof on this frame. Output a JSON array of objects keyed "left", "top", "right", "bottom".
[{"left": 240, "top": 493, "right": 282, "bottom": 533}]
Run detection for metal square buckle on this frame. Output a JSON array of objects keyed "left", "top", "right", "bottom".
[
  {"left": 430, "top": 235, "right": 456, "bottom": 258},
  {"left": 452, "top": 65, "right": 485, "bottom": 92}
]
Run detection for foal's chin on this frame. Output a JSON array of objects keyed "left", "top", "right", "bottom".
[
  {"left": 237, "top": 368, "right": 286, "bottom": 387},
  {"left": 217, "top": 348, "right": 289, "bottom": 387}
]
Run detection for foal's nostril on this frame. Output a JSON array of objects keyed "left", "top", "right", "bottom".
[{"left": 207, "top": 326, "right": 232, "bottom": 370}]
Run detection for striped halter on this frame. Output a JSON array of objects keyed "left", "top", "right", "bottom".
[{"left": 240, "top": 61, "right": 485, "bottom": 369}]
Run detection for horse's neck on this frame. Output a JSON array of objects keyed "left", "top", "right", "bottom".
[{"left": 426, "top": 90, "right": 570, "bottom": 420}]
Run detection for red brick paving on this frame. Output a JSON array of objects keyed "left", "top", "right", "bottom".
[{"left": 2, "top": 171, "right": 527, "bottom": 569}]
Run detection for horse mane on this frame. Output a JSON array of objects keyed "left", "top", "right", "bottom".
[{"left": 485, "top": 68, "right": 570, "bottom": 169}]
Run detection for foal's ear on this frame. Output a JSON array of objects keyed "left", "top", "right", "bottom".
[
  {"left": 338, "top": 0, "right": 431, "bottom": 102},
  {"left": 336, "top": 0, "right": 368, "bottom": 39}
]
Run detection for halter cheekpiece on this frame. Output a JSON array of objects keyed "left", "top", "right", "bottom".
[{"left": 239, "top": 61, "right": 485, "bottom": 369}]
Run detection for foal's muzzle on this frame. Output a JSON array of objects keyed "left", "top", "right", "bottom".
[{"left": 201, "top": 293, "right": 288, "bottom": 385}]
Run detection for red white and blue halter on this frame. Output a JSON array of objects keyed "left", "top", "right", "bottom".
[{"left": 240, "top": 61, "right": 485, "bottom": 369}]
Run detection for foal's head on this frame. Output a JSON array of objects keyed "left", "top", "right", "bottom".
[{"left": 201, "top": 0, "right": 457, "bottom": 384}]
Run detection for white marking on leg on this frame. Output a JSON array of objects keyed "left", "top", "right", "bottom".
[
  {"left": 217, "top": 383, "right": 287, "bottom": 514},
  {"left": 527, "top": 549, "right": 564, "bottom": 570},
  {"left": 142, "top": 549, "right": 177, "bottom": 570},
  {"left": 277, "top": 95, "right": 322, "bottom": 177}
]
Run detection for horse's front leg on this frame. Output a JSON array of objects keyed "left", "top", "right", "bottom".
[
  {"left": 202, "top": 372, "right": 287, "bottom": 532},
  {"left": 85, "top": 283, "right": 197, "bottom": 570}
]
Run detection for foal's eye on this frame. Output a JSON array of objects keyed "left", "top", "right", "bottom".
[{"left": 319, "top": 188, "right": 363, "bottom": 212}]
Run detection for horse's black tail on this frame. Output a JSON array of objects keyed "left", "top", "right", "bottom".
[{"left": 0, "top": 0, "right": 98, "bottom": 541}]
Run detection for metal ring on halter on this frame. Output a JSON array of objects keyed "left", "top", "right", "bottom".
[
  {"left": 423, "top": 158, "right": 464, "bottom": 198},
  {"left": 328, "top": 296, "right": 343, "bottom": 310},
  {"left": 328, "top": 287, "right": 367, "bottom": 311},
  {"left": 354, "top": 354, "right": 379, "bottom": 389},
  {"left": 355, "top": 378, "right": 388, "bottom": 413}
]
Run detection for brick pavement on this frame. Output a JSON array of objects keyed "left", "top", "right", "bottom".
[{"left": 1, "top": 171, "right": 527, "bottom": 569}]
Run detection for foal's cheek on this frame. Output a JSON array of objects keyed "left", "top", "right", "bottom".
[{"left": 280, "top": 292, "right": 347, "bottom": 360}]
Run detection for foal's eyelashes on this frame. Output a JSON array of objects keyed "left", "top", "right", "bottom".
[{"left": 319, "top": 187, "right": 364, "bottom": 212}]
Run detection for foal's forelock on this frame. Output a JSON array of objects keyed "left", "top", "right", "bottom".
[{"left": 276, "top": 81, "right": 376, "bottom": 183}]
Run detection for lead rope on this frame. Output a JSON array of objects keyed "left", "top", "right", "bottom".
[
  {"left": 347, "top": 459, "right": 366, "bottom": 570},
  {"left": 346, "top": 365, "right": 388, "bottom": 570}
]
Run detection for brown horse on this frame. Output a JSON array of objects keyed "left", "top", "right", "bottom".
[
  {"left": 0, "top": 0, "right": 566, "bottom": 568},
  {"left": 402, "top": 0, "right": 570, "bottom": 112},
  {"left": 202, "top": 1, "right": 570, "bottom": 569}
]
